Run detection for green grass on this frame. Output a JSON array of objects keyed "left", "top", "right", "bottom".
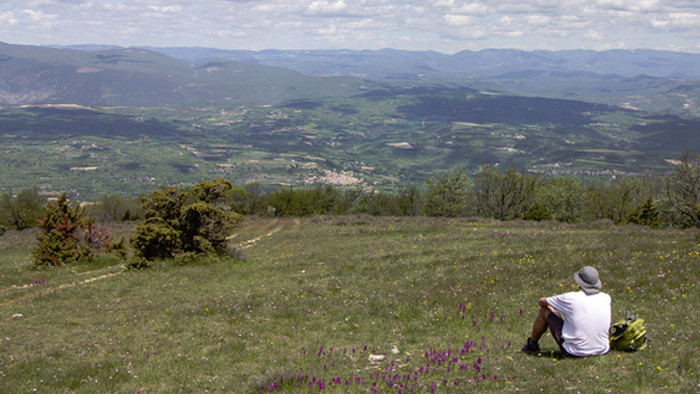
[{"left": 0, "top": 217, "right": 698, "bottom": 392}]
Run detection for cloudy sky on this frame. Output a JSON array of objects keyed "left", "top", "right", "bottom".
[{"left": 1, "top": 0, "right": 699, "bottom": 53}]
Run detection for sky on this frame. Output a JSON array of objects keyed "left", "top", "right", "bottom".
[{"left": 1, "top": 0, "right": 699, "bottom": 53}]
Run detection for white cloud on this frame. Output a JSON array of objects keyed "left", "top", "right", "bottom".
[
  {"left": 585, "top": 29, "right": 604, "bottom": 40},
  {"left": 22, "top": 9, "right": 57, "bottom": 22},
  {"left": 444, "top": 14, "right": 475, "bottom": 26},
  {"left": 454, "top": 2, "right": 492, "bottom": 16},
  {"left": 306, "top": 0, "right": 348, "bottom": 16},
  {"left": 0, "top": 11, "right": 18, "bottom": 25},
  {"left": 0, "top": 0, "right": 697, "bottom": 52}
]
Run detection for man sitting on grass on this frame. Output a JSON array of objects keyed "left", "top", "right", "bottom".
[{"left": 522, "top": 266, "right": 611, "bottom": 357}]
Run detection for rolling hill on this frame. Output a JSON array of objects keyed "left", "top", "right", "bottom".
[
  {"left": 147, "top": 46, "right": 700, "bottom": 116},
  {"left": 5, "top": 43, "right": 700, "bottom": 115},
  {"left": 0, "top": 42, "right": 377, "bottom": 106}
]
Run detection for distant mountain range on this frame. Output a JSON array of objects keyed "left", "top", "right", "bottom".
[
  {"left": 2, "top": 42, "right": 700, "bottom": 115},
  {"left": 147, "top": 46, "right": 700, "bottom": 80},
  {"left": 147, "top": 46, "right": 700, "bottom": 116},
  {"left": 0, "top": 42, "right": 376, "bottom": 106}
]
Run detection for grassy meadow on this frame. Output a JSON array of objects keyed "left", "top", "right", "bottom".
[{"left": 0, "top": 216, "right": 698, "bottom": 392}]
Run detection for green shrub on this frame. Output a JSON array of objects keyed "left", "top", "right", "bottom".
[
  {"left": 131, "top": 178, "right": 244, "bottom": 264},
  {"left": 109, "top": 236, "right": 129, "bottom": 258},
  {"left": 124, "top": 255, "right": 153, "bottom": 270},
  {"left": 142, "top": 186, "right": 186, "bottom": 226},
  {"left": 32, "top": 193, "right": 92, "bottom": 267},
  {"left": 628, "top": 195, "right": 661, "bottom": 229},
  {"left": 0, "top": 224, "right": 6, "bottom": 236},
  {"left": 180, "top": 200, "right": 242, "bottom": 253},
  {"left": 131, "top": 220, "right": 182, "bottom": 260},
  {"left": 523, "top": 203, "right": 553, "bottom": 221}
]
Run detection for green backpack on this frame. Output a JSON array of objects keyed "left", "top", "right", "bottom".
[{"left": 609, "top": 309, "right": 648, "bottom": 352}]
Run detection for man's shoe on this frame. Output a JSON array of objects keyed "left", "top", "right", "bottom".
[{"left": 521, "top": 338, "right": 540, "bottom": 354}]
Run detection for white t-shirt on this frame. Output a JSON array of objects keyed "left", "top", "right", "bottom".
[{"left": 546, "top": 291, "right": 611, "bottom": 356}]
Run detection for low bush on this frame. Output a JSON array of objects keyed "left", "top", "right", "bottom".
[
  {"left": 124, "top": 254, "right": 153, "bottom": 270},
  {"left": 523, "top": 203, "right": 553, "bottom": 221},
  {"left": 131, "top": 220, "right": 182, "bottom": 260},
  {"left": 131, "top": 178, "right": 244, "bottom": 264}
]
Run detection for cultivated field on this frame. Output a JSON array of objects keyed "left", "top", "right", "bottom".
[{"left": 0, "top": 217, "right": 697, "bottom": 392}]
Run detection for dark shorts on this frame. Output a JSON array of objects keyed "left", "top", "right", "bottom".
[{"left": 546, "top": 312, "right": 577, "bottom": 357}]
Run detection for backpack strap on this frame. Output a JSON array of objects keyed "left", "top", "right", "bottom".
[{"left": 625, "top": 308, "right": 636, "bottom": 322}]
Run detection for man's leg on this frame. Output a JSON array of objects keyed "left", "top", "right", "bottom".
[
  {"left": 522, "top": 305, "right": 556, "bottom": 353},
  {"left": 531, "top": 305, "right": 554, "bottom": 342}
]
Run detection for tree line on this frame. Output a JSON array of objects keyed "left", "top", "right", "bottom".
[{"left": 2, "top": 153, "right": 700, "bottom": 238}]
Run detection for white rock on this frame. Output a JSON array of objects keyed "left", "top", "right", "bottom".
[{"left": 368, "top": 354, "right": 385, "bottom": 363}]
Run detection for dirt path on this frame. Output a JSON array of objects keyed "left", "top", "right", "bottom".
[
  {"left": 226, "top": 217, "right": 298, "bottom": 249},
  {"left": 0, "top": 268, "right": 122, "bottom": 307},
  {"left": 229, "top": 222, "right": 283, "bottom": 249}
]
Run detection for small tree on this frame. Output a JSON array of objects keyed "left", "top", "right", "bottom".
[
  {"left": 90, "top": 193, "right": 143, "bottom": 222},
  {"left": 397, "top": 186, "right": 424, "bottom": 216},
  {"left": 424, "top": 169, "right": 473, "bottom": 217},
  {"left": 473, "top": 165, "right": 539, "bottom": 220},
  {"left": 523, "top": 203, "right": 553, "bottom": 221},
  {"left": 537, "top": 177, "right": 584, "bottom": 223},
  {"left": 0, "top": 187, "right": 45, "bottom": 230},
  {"left": 666, "top": 152, "right": 700, "bottom": 227},
  {"left": 32, "top": 193, "right": 91, "bottom": 267},
  {"left": 584, "top": 176, "right": 647, "bottom": 224},
  {"left": 628, "top": 195, "right": 661, "bottom": 229}
]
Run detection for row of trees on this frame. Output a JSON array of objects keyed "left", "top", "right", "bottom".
[
  {"left": 243, "top": 168, "right": 665, "bottom": 227},
  {"left": 226, "top": 156, "right": 697, "bottom": 228},
  {"left": 2, "top": 154, "right": 700, "bottom": 237},
  {"left": 227, "top": 155, "right": 696, "bottom": 228},
  {"left": 4, "top": 153, "right": 699, "bottom": 268}
]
